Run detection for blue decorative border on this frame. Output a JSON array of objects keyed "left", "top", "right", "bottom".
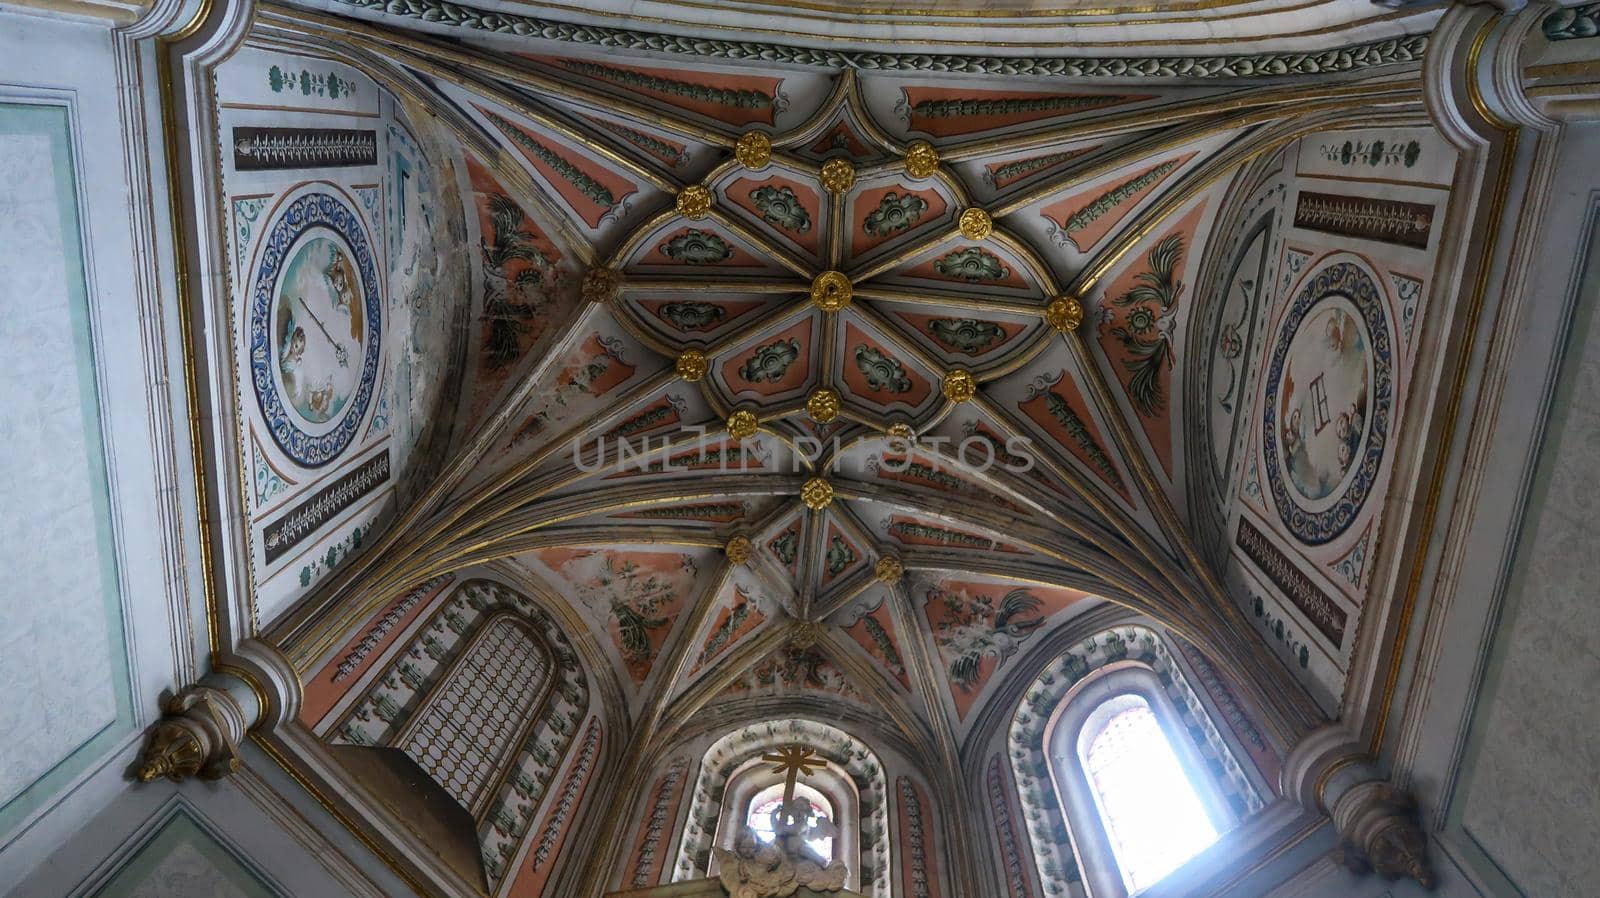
[
  {"left": 249, "top": 191, "right": 382, "bottom": 468},
  {"left": 1261, "top": 261, "right": 1393, "bottom": 546}
]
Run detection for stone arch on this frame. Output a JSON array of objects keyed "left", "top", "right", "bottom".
[{"left": 672, "top": 718, "right": 892, "bottom": 898}]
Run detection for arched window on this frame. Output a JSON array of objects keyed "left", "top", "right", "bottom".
[
  {"left": 1007, "top": 627, "right": 1267, "bottom": 898},
  {"left": 680, "top": 720, "right": 892, "bottom": 896},
  {"left": 744, "top": 781, "right": 836, "bottom": 860},
  {"left": 712, "top": 758, "right": 857, "bottom": 879},
  {"left": 1078, "top": 694, "right": 1219, "bottom": 892}
]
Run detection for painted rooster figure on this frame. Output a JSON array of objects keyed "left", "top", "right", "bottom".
[{"left": 946, "top": 589, "right": 1046, "bottom": 690}]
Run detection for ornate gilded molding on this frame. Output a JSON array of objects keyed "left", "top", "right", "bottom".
[
  {"left": 874, "top": 555, "right": 904, "bottom": 584},
  {"left": 810, "top": 270, "right": 853, "bottom": 312},
  {"left": 903, "top": 141, "right": 939, "bottom": 180},
  {"left": 582, "top": 266, "right": 624, "bottom": 303},
  {"left": 676, "top": 184, "right": 713, "bottom": 219},
  {"left": 1045, "top": 295, "right": 1085, "bottom": 333},
  {"left": 806, "top": 387, "right": 841, "bottom": 423},
  {"left": 736, "top": 129, "right": 773, "bottom": 169},
  {"left": 728, "top": 408, "right": 761, "bottom": 439},
  {"left": 820, "top": 158, "right": 856, "bottom": 193},
  {"left": 134, "top": 686, "right": 247, "bottom": 784},
  {"left": 801, "top": 477, "right": 834, "bottom": 510},
  {"left": 329, "top": 0, "right": 1430, "bottom": 78},
  {"left": 957, "top": 207, "right": 994, "bottom": 241},
  {"left": 942, "top": 368, "right": 977, "bottom": 403},
  {"left": 726, "top": 534, "right": 755, "bottom": 565},
  {"left": 676, "top": 349, "right": 710, "bottom": 381}
]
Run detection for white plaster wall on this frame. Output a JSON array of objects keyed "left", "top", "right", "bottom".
[
  {"left": 0, "top": 6, "right": 208, "bottom": 889},
  {"left": 6, "top": 742, "right": 418, "bottom": 898},
  {"left": 1452, "top": 194, "right": 1600, "bottom": 897}
]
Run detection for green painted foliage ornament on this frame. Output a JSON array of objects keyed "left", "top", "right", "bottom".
[
  {"left": 855, "top": 345, "right": 913, "bottom": 393},
  {"left": 934, "top": 247, "right": 1009, "bottom": 282},
  {"left": 750, "top": 184, "right": 812, "bottom": 233},
  {"left": 927, "top": 318, "right": 1005, "bottom": 355},
  {"left": 660, "top": 229, "right": 734, "bottom": 265},
  {"left": 739, "top": 338, "right": 802, "bottom": 383},
  {"left": 863, "top": 191, "right": 928, "bottom": 238}
]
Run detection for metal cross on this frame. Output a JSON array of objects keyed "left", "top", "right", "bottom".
[{"left": 760, "top": 744, "right": 824, "bottom": 804}]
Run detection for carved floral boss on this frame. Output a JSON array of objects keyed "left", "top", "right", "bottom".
[{"left": 588, "top": 129, "right": 1089, "bottom": 479}]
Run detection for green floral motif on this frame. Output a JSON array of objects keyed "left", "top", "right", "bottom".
[
  {"left": 890, "top": 520, "right": 992, "bottom": 549},
  {"left": 561, "top": 59, "right": 776, "bottom": 111},
  {"left": 854, "top": 345, "right": 913, "bottom": 393},
  {"left": 1107, "top": 233, "right": 1185, "bottom": 417},
  {"left": 1058, "top": 159, "right": 1180, "bottom": 237},
  {"left": 597, "top": 120, "right": 688, "bottom": 167},
  {"left": 912, "top": 94, "right": 1123, "bottom": 120},
  {"left": 987, "top": 150, "right": 1080, "bottom": 186},
  {"left": 1043, "top": 391, "right": 1124, "bottom": 490},
  {"left": 826, "top": 536, "right": 857, "bottom": 576},
  {"left": 861, "top": 614, "right": 906, "bottom": 678},
  {"left": 485, "top": 111, "right": 617, "bottom": 210},
  {"left": 658, "top": 301, "right": 726, "bottom": 331},
  {"left": 900, "top": 462, "right": 966, "bottom": 492},
  {"left": 770, "top": 530, "right": 798, "bottom": 566},
  {"left": 608, "top": 402, "right": 678, "bottom": 438},
  {"left": 480, "top": 194, "right": 554, "bottom": 370},
  {"left": 934, "top": 247, "right": 1009, "bottom": 282},
  {"left": 1252, "top": 593, "right": 1313, "bottom": 669},
  {"left": 659, "top": 229, "right": 734, "bottom": 265},
  {"left": 699, "top": 600, "right": 752, "bottom": 664},
  {"left": 592, "top": 557, "right": 675, "bottom": 665},
  {"left": 297, "top": 525, "right": 366, "bottom": 588},
  {"left": 863, "top": 191, "right": 927, "bottom": 238},
  {"left": 749, "top": 185, "right": 811, "bottom": 233},
  {"left": 267, "top": 65, "right": 358, "bottom": 99},
  {"left": 739, "top": 338, "right": 802, "bottom": 383},
  {"left": 1319, "top": 139, "right": 1422, "bottom": 168},
  {"left": 927, "top": 318, "right": 1005, "bottom": 355}
]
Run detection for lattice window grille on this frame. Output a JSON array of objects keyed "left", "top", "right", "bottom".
[{"left": 398, "top": 616, "right": 551, "bottom": 814}]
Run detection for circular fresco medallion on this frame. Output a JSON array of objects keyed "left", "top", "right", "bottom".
[
  {"left": 250, "top": 189, "right": 382, "bottom": 468},
  {"left": 1261, "top": 261, "right": 1392, "bottom": 545}
]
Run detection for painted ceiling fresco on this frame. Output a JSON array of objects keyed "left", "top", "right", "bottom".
[{"left": 232, "top": 10, "right": 1465, "bottom": 875}]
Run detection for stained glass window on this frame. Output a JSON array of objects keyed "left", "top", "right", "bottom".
[{"left": 1082, "top": 695, "right": 1219, "bottom": 891}]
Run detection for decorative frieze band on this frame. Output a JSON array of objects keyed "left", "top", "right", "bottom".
[
  {"left": 1294, "top": 191, "right": 1434, "bottom": 249},
  {"left": 332, "top": 0, "right": 1427, "bottom": 79},
  {"left": 1236, "top": 517, "right": 1347, "bottom": 646},
  {"left": 332, "top": 573, "right": 453, "bottom": 682},
  {"left": 262, "top": 449, "right": 390, "bottom": 563},
  {"left": 232, "top": 127, "right": 378, "bottom": 170}
]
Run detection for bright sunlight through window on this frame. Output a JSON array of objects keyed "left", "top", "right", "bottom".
[
  {"left": 1083, "top": 696, "right": 1219, "bottom": 892},
  {"left": 745, "top": 782, "right": 834, "bottom": 860}
]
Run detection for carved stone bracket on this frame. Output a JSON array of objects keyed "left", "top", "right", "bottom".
[
  {"left": 132, "top": 640, "right": 298, "bottom": 784},
  {"left": 1328, "top": 782, "right": 1436, "bottom": 888},
  {"left": 1282, "top": 726, "right": 1437, "bottom": 890},
  {"left": 134, "top": 686, "right": 246, "bottom": 783}
]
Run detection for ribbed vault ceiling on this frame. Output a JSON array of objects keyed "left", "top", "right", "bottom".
[{"left": 259, "top": 4, "right": 1430, "bottom": 773}]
